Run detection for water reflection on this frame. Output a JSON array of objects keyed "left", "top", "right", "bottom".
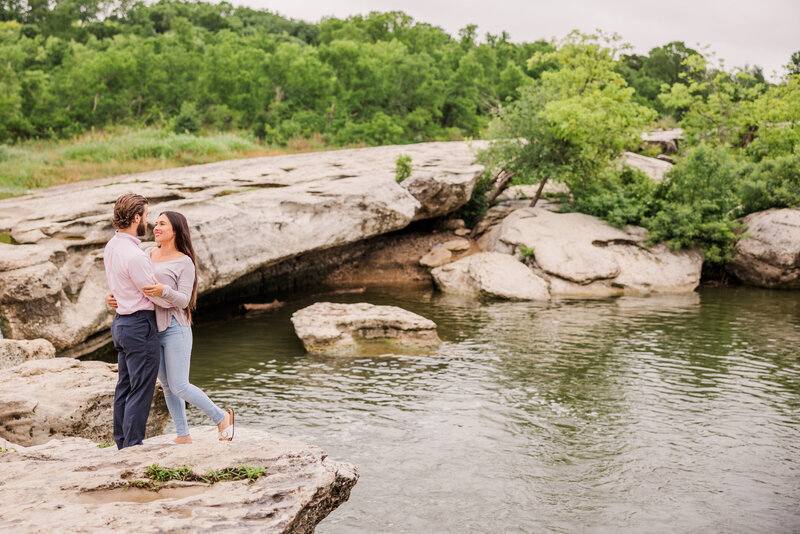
[{"left": 183, "top": 287, "right": 800, "bottom": 533}]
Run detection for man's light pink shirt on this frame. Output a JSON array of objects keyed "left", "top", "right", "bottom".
[{"left": 103, "top": 231, "right": 169, "bottom": 315}]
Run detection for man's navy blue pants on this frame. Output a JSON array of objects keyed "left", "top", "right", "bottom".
[{"left": 111, "top": 310, "right": 160, "bottom": 449}]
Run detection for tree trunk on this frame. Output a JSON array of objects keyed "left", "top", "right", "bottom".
[
  {"left": 528, "top": 176, "right": 549, "bottom": 208},
  {"left": 485, "top": 169, "right": 516, "bottom": 206}
]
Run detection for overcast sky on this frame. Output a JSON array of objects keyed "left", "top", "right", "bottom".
[{"left": 240, "top": 0, "right": 799, "bottom": 81}]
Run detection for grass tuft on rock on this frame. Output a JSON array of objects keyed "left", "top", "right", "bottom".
[{"left": 124, "top": 463, "right": 268, "bottom": 490}]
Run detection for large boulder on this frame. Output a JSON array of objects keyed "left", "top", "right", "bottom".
[
  {"left": 0, "top": 142, "right": 484, "bottom": 353},
  {"left": 622, "top": 151, "right": 672, "bottom": 182},
  {"left": 727, "top": 208, "right": 800, "bottom": 288},
  {"left": 0, "top": 427, "right": 357, "bottom": 534},
  {"left": 431, "top": 252, "right": 550, "bottom": 300},
  {"left": 0, "top": 358, "right": 169, "bottom": 446},
  {"left": 641, "top": 128, "right": 684, "bottom": 154},
  {"left": 479, "top": 208, "right": 702, "bottom": 296},
  {"left": 291, "top": 302, "right": 441, "bottom": 351},
  {"left": 0, "top": 338, "right": 56, "bottom": 370}
]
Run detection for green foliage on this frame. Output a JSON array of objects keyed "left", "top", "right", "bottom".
[
  {"left": 172, "top": 102, "right": 201, "bottom": 134},
  {"left": 140, "top": 463, "right": 266, "bottom": 487},
  {"left": 482, "top": 31, "right": 657, "bottom": 195},
  {"left": 519, "top": 245, "right": 534, "bottom": 258},
  {"left": 0, "top": 445, "right": 18, "bottom": 453},
  {"left": 395, "top": 154, "right": 412, "bottom": 183},
  {"left": 737, "top": 152, "right": 800, "bottom": 215},
  {"left": 645, "top": 145, "right": 743, "bottom": 263},
  {"left": 0, "top": 3, "right": 545, "bottom": 146},
  {"left": 455, "top": 169, "right": 493, "bottom": 228},
  {"left": 566, "top": 166, "right": 657, "bottom": 228},
  {"left": 97, "top": 441, "right": 114, "bottom": 448}
]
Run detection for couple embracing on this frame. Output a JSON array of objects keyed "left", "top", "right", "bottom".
[{"left": 103, "top": 193, "right": 234, "bottom": 449}]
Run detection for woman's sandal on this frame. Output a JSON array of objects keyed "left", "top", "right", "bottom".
[{"left": 218, "top": 408, "right": 235, "bottom": 442}]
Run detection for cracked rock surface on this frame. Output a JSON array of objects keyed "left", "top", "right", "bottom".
[
  {"left": 478, "top": 208, "right": 703, "bottom": 297},
  {"left": 0, "top": 357, "right": 169, "bottom": 446},
  {"left": 0, "top": 142, "right": 483, "bottom": 352},
  {"left": 0, "top": 427, "right": 357, "bottom": 534}
]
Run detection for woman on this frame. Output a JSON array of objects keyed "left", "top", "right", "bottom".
[{"left": 108, "top": 211, "right": 234, "bottom": 443}]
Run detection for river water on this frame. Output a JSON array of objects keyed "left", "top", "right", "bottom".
[{"left": 179, "top": 286, "right": 800, "bottom": 533}]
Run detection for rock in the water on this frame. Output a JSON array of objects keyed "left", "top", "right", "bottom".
[
  {"left": 0, "top": 338, "right": 56, "bottom": 370},
  {"left": 431, "top": 252, "right": 550, "bottom": 300},
  {"left": 622, "top": 151, "right": 672, "bottom": 182},
  {"left": 727, "top": 208, "right": 800, "bottom": 288},
  {"left": 0, "top": 427, "right": 357, "bottom": 534},
  {"left": 443, "top": 238, "right": 471, "bottom": 252},
  {"left": 419, "top": 247, "right": 453, "bottom": 267},
  {"left": 291, "top": 302, "right": 441, "bottom": 351},
  {"left": 0, "top": 358, "right": 168, "bottom": 446},
  {"left": 0, "top": 142, "right": 485, "bottom": 354},
  {"left": 479, "top": 208, "right": 702, "bottom": 296}
]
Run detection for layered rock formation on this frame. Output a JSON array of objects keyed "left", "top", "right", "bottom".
[
  {"left": 0, "top": 338, "right": 55, "bottom": 370},
  {"left": 0, "top": 357, "right": 169, "bottom": 446},
  {"left": 291, "top": 302, "right": 441, "bottom": 351},
  {"left": 0, "top": 427, "right": 357, "bottom": 533},
  {"left": 478, "top": 208, "right": 703, "bottom": 297},
  {"left": 431, "top": 252, "right": 550, "bottom": 300},
  {"left": 0, "top": 142, "right": 484, "bottom": 354},
  {"left": 727, "top": 208, "right": 800, "bottom": 288}
]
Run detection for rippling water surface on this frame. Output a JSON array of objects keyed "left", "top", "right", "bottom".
[{"left": 182, "top": 287, "right": 800, "bottom": 533}]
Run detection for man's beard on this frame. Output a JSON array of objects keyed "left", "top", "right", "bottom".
[{"left": 136, "top": 217, "right": 147, "bottom": 237}]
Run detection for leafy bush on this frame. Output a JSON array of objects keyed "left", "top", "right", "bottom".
[
  {"left": 737, "top": 152, "right": 800, "bottom": 215},
  {"left": 566, "top": 166, "right": 657, "bottom": 228},
  {"left": 645, "top": 145, "right": 743, "bottom": 263},
  {"left": 172, "top": 102, "right": 202, "bottom": 135},
  {"left": 395, "top": 154, "right": 412, "bottom": 183},
  {"left": 455, "top": 169, "right": 493, "bottom": 228}
]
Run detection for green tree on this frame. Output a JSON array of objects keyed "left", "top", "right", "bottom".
[{"left": 481, "top": 31, "right": 657, "bottom": 207}]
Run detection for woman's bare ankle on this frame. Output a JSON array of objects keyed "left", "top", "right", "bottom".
[{"left": 173, "top": 435, "right": 192, "bottom": 444}]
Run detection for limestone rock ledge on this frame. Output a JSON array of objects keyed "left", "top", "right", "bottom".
[
  {"left": 727, "top": 208, "right": 800, "bottom": 288},
  {"left": 291, "top": 302, "right": 441, "bottom": 352},
  {"left": 478, "top": 208, "right": 703, "bottom": 297},
  {"left": 0, "top": 427, "right": 358, "bottom": 534},
  {"left": 0, "top": 141, "right": 485, "bottom": 353},
  {"left": 0, "top": 357, "right": 168, "bottom": 446},
  {"left": 431, "top": 252, "right": 550, "bottom": 300},
  {"left": 0, "top": 338, "right": 55, "bottom": 370}
]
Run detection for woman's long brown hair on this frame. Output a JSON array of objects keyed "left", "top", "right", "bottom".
[{"left": 161, "top": 211, "right": 198, "bottom": 324}]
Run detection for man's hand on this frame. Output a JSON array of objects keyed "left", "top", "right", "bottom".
[
  {"left": 142, "top": 277, "right": 164, "bottom": 298},
  {"left": 106, "top": 293, "right": 118, "bottom": 309}
]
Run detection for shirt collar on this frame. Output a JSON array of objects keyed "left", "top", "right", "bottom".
[{"left": 115, "top": 230, "right": 142, "bottom": 245}]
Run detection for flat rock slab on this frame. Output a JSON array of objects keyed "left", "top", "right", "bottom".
[
  {"left": 291, "top": 302, "right": 441, "bottom": 352},
  {"left": 0, "top": 141, "right": 485, "bottom": 353},
  {"left": 431, "top": 252, "right": 550, "bottom": 300},
  {"left": 727, "top": 208, "right": 800, "bottom": 288},
  {"left": 0, "top": 426, "right": 357, "bottom": 534},
  {"left": 0, "top": 338, "right": 55, "bottom": 370},
  {"left": 0, "top": 358, "right": 168, "bottom": 446},
  {"left": 479, "top": 208, "right": 702, "bottom": 296},
  {"left": 622, "top": 151, "right": 672, "bottom": 182}
]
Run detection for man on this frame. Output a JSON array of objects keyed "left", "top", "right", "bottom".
[{"left": 104, "top": 194, "right": 171, "bottom": 449}]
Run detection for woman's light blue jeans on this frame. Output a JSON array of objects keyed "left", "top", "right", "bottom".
[{"left": 158, "top": 317, "right": 225, "bottom": 436}]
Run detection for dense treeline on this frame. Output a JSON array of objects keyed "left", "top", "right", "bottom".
[
  {"left": 1, "top": 0, "right": 771, "bottom": 147},
  {"left": 0, "top": 0, "right": 558, "bottom": 143}
]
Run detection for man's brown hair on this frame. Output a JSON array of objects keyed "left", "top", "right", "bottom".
[{"left": 113, "top": 194, "right": 148, "bottom": 230}]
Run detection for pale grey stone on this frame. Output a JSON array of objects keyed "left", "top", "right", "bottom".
[
  {"left": 291, "top": 302, "right": 441, "bottom": 351},
  {"left": 0, "top": 426, "right": 357, "bottom": 534}
]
